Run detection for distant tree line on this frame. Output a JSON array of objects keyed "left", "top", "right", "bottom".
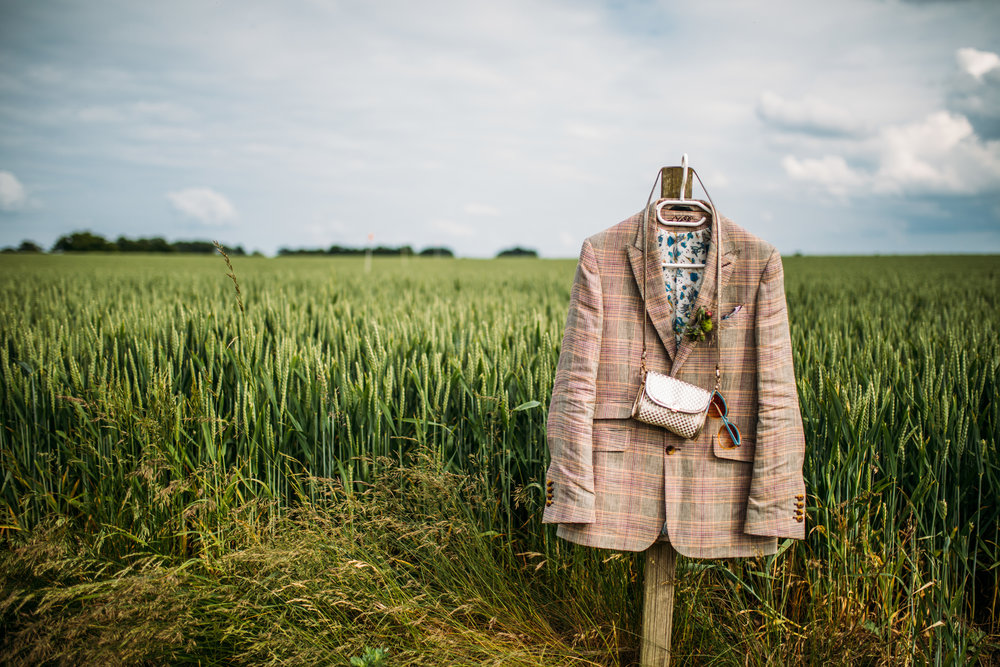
[
  {"left": 278, "top": 245, "right": 539, "bottom": 258},
  {"left": 1, "top": 240, "right": 44, "bottom": 254},
  {"left": 496, "top": 246, "right": 538, "bottom": 258},
  {"left": 0, "top": 231, "right": 247, "bottom": 255},
  {"left": 277, "top": 244, "right": 455, "bottom": 257},
  {"left": 2, "top": 233, "right": 540, "bottom": 258}
]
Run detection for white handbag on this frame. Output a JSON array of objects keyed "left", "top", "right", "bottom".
[
  {"left": 630, "top": 166, "right": 723, "bottom": 439},
  {"left": 631, "top": 369, "right": 714, "bottom": 439}
]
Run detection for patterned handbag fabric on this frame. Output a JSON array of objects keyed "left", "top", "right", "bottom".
[
  {"left": 631, "top": 369, "right": 712, "bottom": 438},
  {"left": 631, "top": 168, "right": 722, "bottom": 437}
]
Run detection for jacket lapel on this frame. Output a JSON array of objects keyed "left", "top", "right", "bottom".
[
  {"left": 627, "top": 207, "right": 677, "bottom": 361},
  {"left": 671, "top": 217, "right": 738, "bottom": 375}
]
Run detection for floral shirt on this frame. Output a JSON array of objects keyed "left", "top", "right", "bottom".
[{"left": 656, "top": 227, "right": 711, "bottom": 345}]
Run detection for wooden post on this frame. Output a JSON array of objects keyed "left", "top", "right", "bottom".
[
  {"left": 638, "top": 164, "right": 690, "bottom": 667},
  {"left": 641, "top": 541, "right": 678, "bottom": 666},
  {"left": 661, "top": 166, "right": 694, "bottom": 200}
]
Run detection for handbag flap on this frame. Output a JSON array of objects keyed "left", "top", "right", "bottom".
[{"left": 643, "top": 371, "right": 712, "bottom": 414}]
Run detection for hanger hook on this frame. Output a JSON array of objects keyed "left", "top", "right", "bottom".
[{"left": 679, "top": 153, "right": 690, "bottom": 202}]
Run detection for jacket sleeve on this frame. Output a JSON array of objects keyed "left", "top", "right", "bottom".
[
  {"left": 542, "top": 238, "right": 603, "bottom": 524},
  {"left": 744, "top": 248, "right": 807, "bottom": 539}
]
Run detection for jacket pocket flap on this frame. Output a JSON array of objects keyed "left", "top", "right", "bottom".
[
  {"left": 712, "top": 434, "right": 755, "bottom": 462},
  {"left": 593, "top": 402, "right": 635, "bottom": 419},
  {"left": 592, "top": 417, "right": 631, "bottom": 451}
]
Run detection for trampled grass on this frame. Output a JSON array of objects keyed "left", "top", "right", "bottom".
[{"left": 0, "top": 252, "right": 997, "bottom": 664}]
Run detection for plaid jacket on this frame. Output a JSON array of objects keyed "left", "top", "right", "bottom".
[{"left": 542, "top": 204, "right": 807, "bottom": 558}]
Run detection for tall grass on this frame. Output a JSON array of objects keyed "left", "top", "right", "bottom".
[
  {"left": 1, "top": 453, "right": 623, "bottom": 665},
  {"left": 0, "top": 252, "right": 997, "bottom": 664}
]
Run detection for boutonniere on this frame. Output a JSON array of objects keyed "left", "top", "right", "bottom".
[{"left": 684, "top": 306, "right": 714, "bottom": 341}]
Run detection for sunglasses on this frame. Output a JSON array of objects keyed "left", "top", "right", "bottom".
[{"left": 708, "top": 390, "right": 741, "bottom": 449}]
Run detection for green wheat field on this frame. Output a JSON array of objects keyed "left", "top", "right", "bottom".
[{"left": 1, "top": 252, "right": 998, "bottom": 665}]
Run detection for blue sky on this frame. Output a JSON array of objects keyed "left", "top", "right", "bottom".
[{"left": 1, "top": 0, "right": 998, "bottom": 257}]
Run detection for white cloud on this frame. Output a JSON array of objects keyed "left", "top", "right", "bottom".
[
  {"left": 875, "top": 111, "right": 1000, "bottom": 194},
  {"left": 705, "top": 170, "right": 730, "bottom": 188},
  {"left": 757, "top": 91, "right": 863, "bottom": 137},
  {"left": 957, "top": 47, "right": 1000, "bottom": 81},
  {"left": 0, "top": 171, "right": 28, "bottom": 211},
  {"left": 782, "top": 155, "right": 864, "bottom": 197},
  {"left": 464, "top": 203, "right": 500, "bottom": 217},
  {"left": 25, "top": 64, "right": 66, "bottom": 86},
  {"left": 129, "top": 101, "right": 197, "bottom": 123},
  {"left": 782, "top": 111, "right": 1000, "bottom": 197},
  {"left": 130, "top": 125, "right": 202, "bottom": 142},
  {"left": 166, "top": 187, "right": 238, "bottom": 225},
  {"left": 77, "top": 105, "right": 128, "bottom": 123},
  {"left": 565, "top": 122, "right": 608, "bottom": 140},
  {"left": 77, "top": 101, "right": 197, "bottom": 125},
  {"left": 557, "top": 230, "right": 578, "bottom": 252},
  {"left": 949, "top": 48, "right": 1000, "bottom": 140},
  {"left": 429, "top": 218, "right": 474, "bottom": 237}
]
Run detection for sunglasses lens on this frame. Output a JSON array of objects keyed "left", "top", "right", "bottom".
[
  {"left": 717, "top": 422, "right": 741, "bottom": 449},
  {"left": 708, "top": 392, "right": 726, "bottom": 418},
  {"left": 708, "top": 391, "right": 739, "bottom": 447}
]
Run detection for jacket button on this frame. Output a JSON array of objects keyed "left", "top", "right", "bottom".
[
  {"left": 666, "top": 445, "right": 678, "bottom": 455},
  {"left": 795, "top": 501, "right": 805, "bottom": 508},
  {"left": 795, "top": 494, "right": 804, "bottom": 500},
  {"left": 795, "top": 516, "right": 803, "bottom": 522}
]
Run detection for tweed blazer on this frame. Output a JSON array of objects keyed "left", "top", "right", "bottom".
[{"left": 542, "top": 203, "right": 807, "bottom": 559}]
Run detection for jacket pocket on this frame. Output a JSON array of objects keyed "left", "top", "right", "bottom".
[
  {"left": 710, "top": 424, "right": 755, "bottom": 462},
  {"left": 593, "top": 420, "right": 631, "bottom": 451},
  {"left": 719, "top": 303, "right": 749, "bottom": 330}
]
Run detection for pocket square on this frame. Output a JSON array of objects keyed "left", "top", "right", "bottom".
[{"left": 721, "top": 305, "right": 743, "bottom": 320}]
